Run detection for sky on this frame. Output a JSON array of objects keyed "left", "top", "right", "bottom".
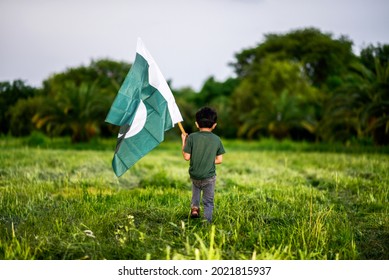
[{"left": 1, "top": 0, "right": 388, "bottom": 91}]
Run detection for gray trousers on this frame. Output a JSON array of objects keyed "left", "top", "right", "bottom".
[{"left": 191, "top": 176, "right": 216, "bottom": 222}]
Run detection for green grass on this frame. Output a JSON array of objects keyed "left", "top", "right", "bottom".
[{"left": 0, "top": 137, "right": 388, "bottom": 260}]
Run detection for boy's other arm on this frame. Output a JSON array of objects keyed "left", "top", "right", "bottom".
[
  {"left": 183, "top": 151, "right": 191, "bottom": 161},
  {"left": 215, "top": 154, "right": 223, "bottom": 164},
  {"left": 181, "top": 133, "right": 191, "bottom": 161}
]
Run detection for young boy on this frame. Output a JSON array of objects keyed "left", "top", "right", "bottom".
[{"left": 181, "top": 107, "right": 225, "bottom": 223}]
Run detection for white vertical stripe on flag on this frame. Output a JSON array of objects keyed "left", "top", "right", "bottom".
[{"left": 136, "top": 38, "right": 183, "bottom": 125}]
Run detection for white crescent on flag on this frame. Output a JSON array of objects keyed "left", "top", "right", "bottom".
[{"left": 117, "top": 100, "right": 147, "bottom": 139}]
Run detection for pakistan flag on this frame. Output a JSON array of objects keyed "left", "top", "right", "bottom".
[{"left": 105, "top": 38, "right": 183, "bottom": 177}]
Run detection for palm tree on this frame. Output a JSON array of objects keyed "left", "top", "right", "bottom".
[
  {"left": 239, "top": 90, "right": 302, "bottom": 139},
  {"left": 364, "top": 59, "right": 389, "bottom": 144},
  {"left": 33, "top": 82, "right": 110, "bottom": 142},
  {"left": 320, "top": 59, "right": 389, "bottom": 144}
]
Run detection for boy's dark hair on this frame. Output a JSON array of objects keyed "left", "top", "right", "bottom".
[{"left": 195, "top": 107, "right": 217, "bottom": 128}]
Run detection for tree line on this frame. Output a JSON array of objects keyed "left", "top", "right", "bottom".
[{"left": 1, "top": 28, "right": 388, "bottom": 145}]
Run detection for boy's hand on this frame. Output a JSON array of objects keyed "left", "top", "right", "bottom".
[
  {"left": 181, "top": 133, "right": 191, "bottom": 161},
  {"left": 181, "top": 133, "right": 188, "bottom": 143}
]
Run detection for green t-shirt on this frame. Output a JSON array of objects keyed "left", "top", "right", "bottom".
[{"left": 183, "top": 131, "right": 225, "bottom": 180}]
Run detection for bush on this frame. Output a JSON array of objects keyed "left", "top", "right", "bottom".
[{"left": 24, "top": 131, "right": 49, "bottom": 147}]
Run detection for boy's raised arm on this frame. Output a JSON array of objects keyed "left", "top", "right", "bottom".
[{"left": 181, "top": 133, "right": 191, "bottom": 161}]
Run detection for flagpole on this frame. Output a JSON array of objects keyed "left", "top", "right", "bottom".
[{"left": 178, "top": 122, "right": 186, "bottom": 135}]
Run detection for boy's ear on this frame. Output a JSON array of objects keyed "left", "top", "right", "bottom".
[
  {"left": 195, "top": 122, "right": 199, "bottom": 128},
  {"left": 212, "top": 123, "right": 217, "bottom": 129}
]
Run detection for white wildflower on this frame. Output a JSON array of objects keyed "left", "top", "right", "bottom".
[{"left": 84, "top": 229, "right": 96, "bottom": 238}]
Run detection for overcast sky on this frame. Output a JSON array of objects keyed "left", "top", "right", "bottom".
[{"left": 1, "top": 0, "right": 388, "bottom": 90}]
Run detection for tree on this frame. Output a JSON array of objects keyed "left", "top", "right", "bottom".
[
  {"left": 33, "top": 82, "right": 110, "bottom": 142},
  {"left": 8, "top": 97, "right": 44, "bottom": 136},
  {"left": 42, "top": 59, "right": 130, "bottom": 97},
  {"left": 230, "top": 27, "right": 356, "bottom": 89},
  {"left": 40, "top": 59, "right": 131, "bottom": 138},
  {"left": 320, "top": 45, "right": 389, "bottom": 145},
  {"left": 362, "top": 58, "right": 389, "bottom": 145},
  {"left": 359, "top": 44, "right": 389, "bottom": 144},
  {"left": 0, "top": 80, "right": 37, "bottom": 134},
  {"left": 360, "top": 43, "right": 389, "bottom": 73},
  {"left": 172, "top": 77, "right": 240, "bottom": 138},
  {"left": 231, "top": 56, "right": 321, "bottom": 140},
  {"left": 194, "top": 77, "right": 240, "bottom": 138},
  {"left": 172, "top": 86, "right": 198, "bottom": 135}
]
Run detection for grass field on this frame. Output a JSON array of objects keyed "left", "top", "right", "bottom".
[{"left": 0, "top": 136, "right": 388, "bottom": 260}]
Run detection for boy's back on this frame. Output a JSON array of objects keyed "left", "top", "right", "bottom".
[{"left": 183, "top": 131, "right": 225, "bottom": 180}]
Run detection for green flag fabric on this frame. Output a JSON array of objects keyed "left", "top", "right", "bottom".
[{"left": 105, "top": 38, "right": 183, "bottom": 177}]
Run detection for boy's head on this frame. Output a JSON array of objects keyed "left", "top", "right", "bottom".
[{"left": 195, "top": 107, "right": 217, "bottom": 129}]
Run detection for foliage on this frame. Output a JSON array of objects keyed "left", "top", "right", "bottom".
[
  {"left": 40, "top": 59, "right": 131, "bottom": 139},
  {"left": 360, "top": 43, "right": 389, "bottom": 73},
  {"left": 227, "top": 28, "right": 358, "bottom": 141},
  {"left": 8, "top": 97, "right": 44, "bottom": 136},
  {"left": 172, "top": 87, "right": 198, "bottom": 135},
  {"left": 194, "top": 77, "right": 240, "bottom": 138},
  {"left": 231, "top": 27, "right": 356, "bottom": 88},
  {"left": 33, "top": 82, "right": 111, "bottom": 142},
  {"left": 231, "top": 57, "right": 321, "bottom": 140},
  {"left": 228, "top": 27, "right": 387, "bottom": 143},
  {"left": 0, "top": 139, "right": 388, "bottom": 260},
  {"left": 42, "top": 59, "right": 130, "bottom": 97},
  {"left": 172, "top": 77, "right": 240, "bottom": 138},
  {"left": 1, "top": 28, "right": 388, "bottom": 145},
  {"left": 320, "top": 57, "right": 389, "bottom": 144},
  {"left": 0, "top": 80, "right": 38, "bottom": 135}
]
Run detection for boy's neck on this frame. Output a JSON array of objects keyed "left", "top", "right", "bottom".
[{"left": 199, "top": 127, "right": 213, "bottom": 132}]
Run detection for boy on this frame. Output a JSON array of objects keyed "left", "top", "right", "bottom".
[{"left": 181, "top": 107, "right": 225, "bottom": 223}]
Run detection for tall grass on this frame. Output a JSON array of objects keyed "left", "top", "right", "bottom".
[{"left": 0, "top": 138, "right": 388, "bottom": 259}]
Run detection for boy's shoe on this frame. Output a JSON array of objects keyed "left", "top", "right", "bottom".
[{"left": 190, "top": 207, "right": 200, "bottom": 218}]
